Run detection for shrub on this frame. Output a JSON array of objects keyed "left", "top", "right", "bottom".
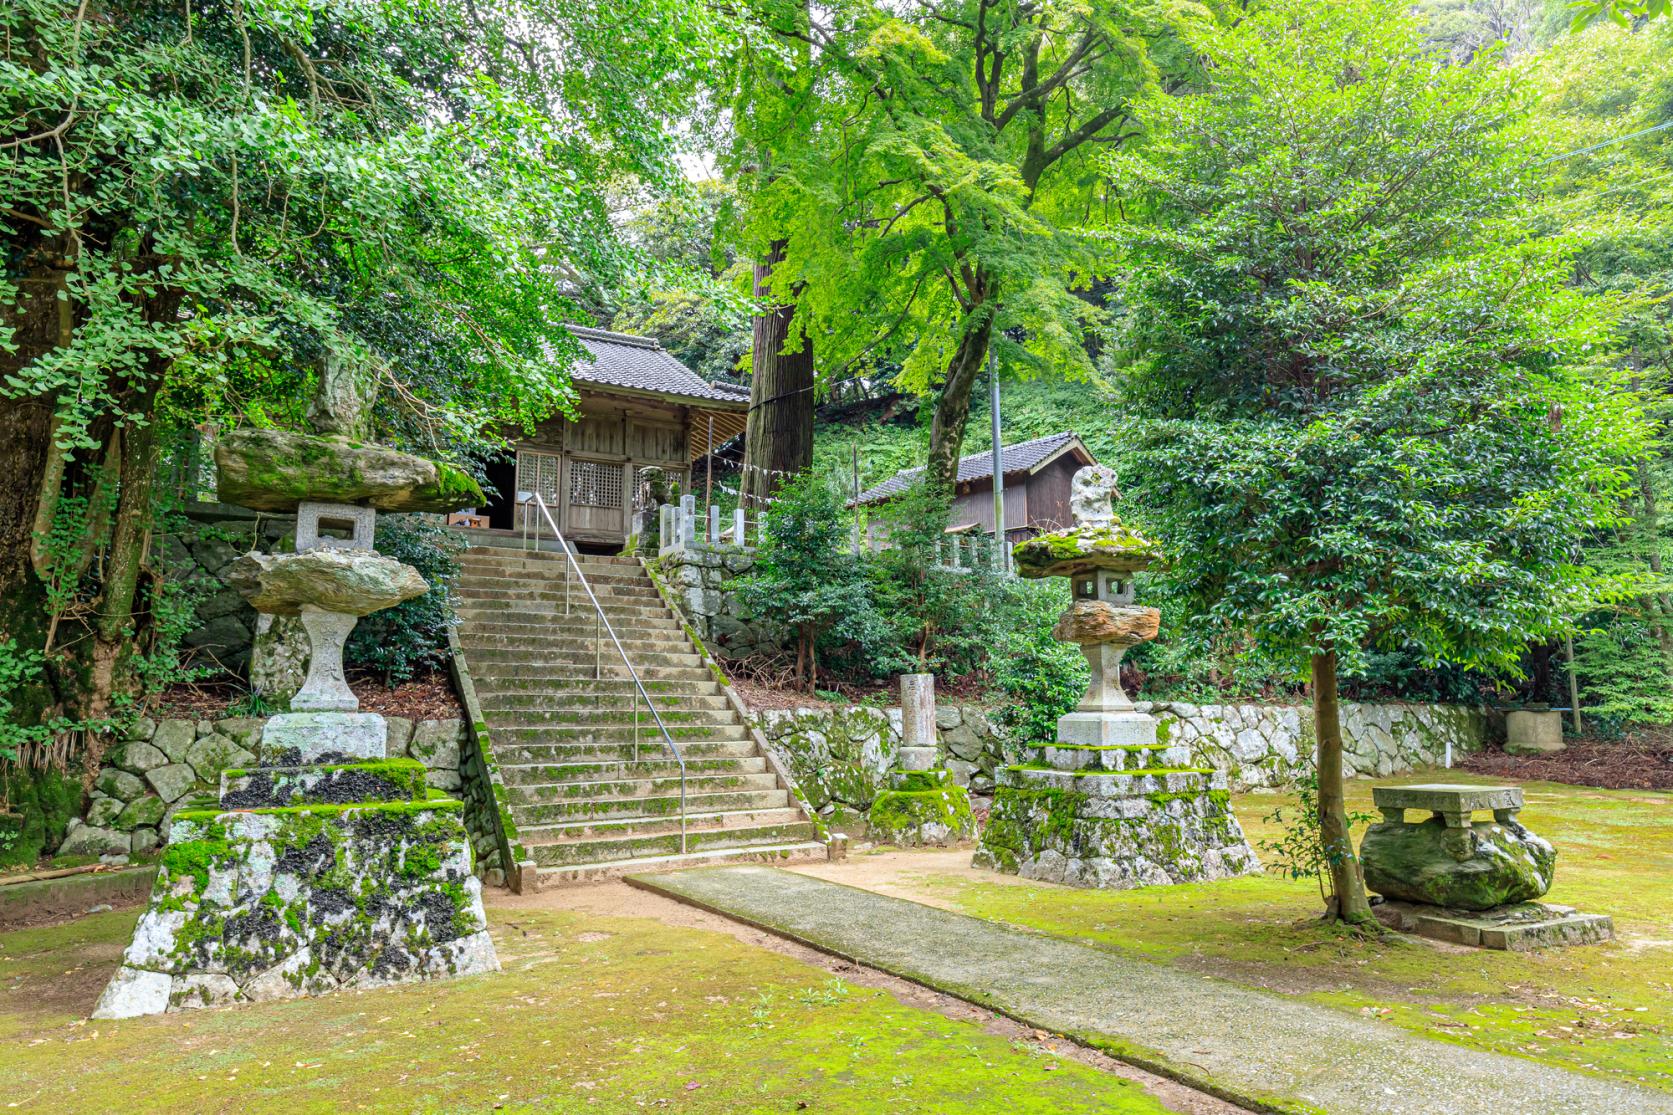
[
  {"left": 345, "top": 515, "right": 463, "bottom": 685},
  {"left": 991, "top": 579, "right": 1087, "bottom": 743}
]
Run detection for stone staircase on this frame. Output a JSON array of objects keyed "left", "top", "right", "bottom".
[{"left": 453, "top": 542, "right": 823, "bottom": 884}]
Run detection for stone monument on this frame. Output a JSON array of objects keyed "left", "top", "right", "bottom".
[
  {"left": 1362, "top": 783, "right": 1612, "bottom": 949},
  {"left": 92, "top": 365, "right": 496, "bottom": 1018},
  {"left": 866, "top": 674, "right": 976, "bottom": 847},
  {"left": 974, "top": 466, "right": 1260, "bottom": 888}
]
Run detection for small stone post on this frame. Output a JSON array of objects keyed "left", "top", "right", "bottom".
[{"left": 899, "top": 673, "right": 937, "bottom": 772}]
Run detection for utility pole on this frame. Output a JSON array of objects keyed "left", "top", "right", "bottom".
[{"left": 989, "top": 341, "right": 1006, "bottom": 574}]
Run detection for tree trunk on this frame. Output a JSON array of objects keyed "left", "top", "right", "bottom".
[
  {"left": 740, "top": 240, "right": 815, "bottom": 510},
  {"left": 926, "top": 279, "right": 997, "bottom": 493},
  {"left": 1311, "top": 648, "right": 1375, "bottom": 924}
]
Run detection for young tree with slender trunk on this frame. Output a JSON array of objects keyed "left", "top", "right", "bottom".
[
  {"left": 731, "top": 0, "right": 1192, "bottom": 491},
  {"left": 1111, "top": 0, "right": 1647, "bottom": 922}
]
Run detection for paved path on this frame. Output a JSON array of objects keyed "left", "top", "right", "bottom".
[{"left": 630, "top": 866, "right": 1673, "bottom": 1115}]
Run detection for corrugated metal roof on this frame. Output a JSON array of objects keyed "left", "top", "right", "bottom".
[
  {"left": 854, "top": 431, "right": 1090, "bottom": 505},
  {"left": 566, "top": 325, "right": 748, "bottom": 408}
]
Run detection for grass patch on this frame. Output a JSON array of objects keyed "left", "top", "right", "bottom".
[
  {"left": 903, "top": 771, "right": 1673, "bottom": 1093},
  {"left": 1, "top": 905, "right": 1172, "bottom": 1113}
]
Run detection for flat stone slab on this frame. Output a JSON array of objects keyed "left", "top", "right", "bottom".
[
  {"left": 1375, "top": 900, "right": 1614, "bottom": 951},
  {"left": 1373, "top": 783, "right": 1522, "bottom": 819},
  {"left": 629, "top": 867, "right": 1673, "bottom": 1115},
  {"left": 260, "top": 711, "right": 387, "bottom": 762}
]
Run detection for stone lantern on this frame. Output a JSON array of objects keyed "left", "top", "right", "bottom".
[{"left": 973, "top": 466, "right": 1260, "bottom": 889}]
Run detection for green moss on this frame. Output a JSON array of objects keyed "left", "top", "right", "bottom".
[
  {"left": 159, "top": 831, "right": 233, "bottom": 891},
  {"left": 867, "top": 785, "right": 975, "bottom": 845}
]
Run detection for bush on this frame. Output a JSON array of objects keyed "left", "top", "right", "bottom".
[
  {"left": 731, "top": 473, "right": 885, "bottom": 689},
  {"left": 992, "top": 579, "right": 1087, "bottom": 743},
  {"left": 344, "top": 515, "right": 463, "bottom": 684}
]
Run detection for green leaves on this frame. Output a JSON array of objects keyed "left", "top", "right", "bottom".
[{"left": 1109, "top": 0, "right": 1650, "bottom": 686}]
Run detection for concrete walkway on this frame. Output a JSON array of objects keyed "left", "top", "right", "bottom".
[{"left": 630, "top": 866, "right": 1673, "bottom": 1115}]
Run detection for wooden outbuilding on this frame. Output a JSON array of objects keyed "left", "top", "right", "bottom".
[{"left": 853, "top": 431, "right": 1097, "bottom": 546}]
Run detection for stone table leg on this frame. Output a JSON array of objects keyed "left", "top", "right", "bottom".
[{"left": 290, "top": 606, "right": 360, "bottom": 712}]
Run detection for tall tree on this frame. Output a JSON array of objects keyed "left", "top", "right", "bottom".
[
  {"left": 1, "top": 0, "right": 717, "bottom": 761},
  {"left": 1110, "top": 0, "right": 1646, "bottom": 922},
  {"left": 734, "top": 0, "right": 1196, "bottom": 492}
]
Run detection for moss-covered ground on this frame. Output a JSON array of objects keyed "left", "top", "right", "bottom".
[
  {"left": 1, "top": 903, "right": 1175, "bottom": 1113},
  {"left": 886, "top": 771, "right": 1673, "bottom": 1093}
]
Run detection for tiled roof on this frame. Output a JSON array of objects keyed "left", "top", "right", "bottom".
[
  {"left": 854, "top": 431, "right": 1089, "bottom": 505},
  {"left": 566, "top": 325, "right": 748, "bottom": 408}
]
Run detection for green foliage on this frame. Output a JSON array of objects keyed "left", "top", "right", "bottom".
[
  {"left": 1256, "top": 771, "right": 1378, "bottom": 906},
  {"left": 732, "top": 473, "right": 884, "bottom": 686},
  {"left": 867, "top": 484, "right": 1010, "bottom": 676},
  {"left": 1109, "top": 0, "right": 1648, "bottom": 686},
  {"left": 344, "top": 516, "right": 463, "bottom": 685},
  {"left": 992, "top": 580, "right": 1088, "bottom": 743}
]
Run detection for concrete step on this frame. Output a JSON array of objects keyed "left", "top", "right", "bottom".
[
  {"left": 526, "top": 814, "right": 819, "bottom": 866},
  {"left": 506, "top": 770, "right": 781, "bottom": 803},
  {"left": 473, "top": 677, "right": 725, "bottom": 699},
  {"left": 451, "top": 639, "right": 699, "bottom": 662},
  {"left": 478, "top": 693, "right": 733, "bottom": 714},
  {"left": 457, "top": 582, "right": 663, "bottom": 604},
  {"left": 456, "top": 616, "right": 687, "bottom": 639},
  {"left": 498, "top": 755, "right": 769, "bottom": 786},
  {"left": 455, "top": 656, "right": 715, "bottom": 682},
  {"left": 461, "top": 555, "right": 649, "bottom": 582},
  {"left": 489, "top": 717, "right": 748, "bottom": 737},
  {"left": 534, "top": 841, "right": 827, "bottom": 887},
  {"left": 456, "top": 629, "right": 692, "bottom": 653},
  {"left": 492, "top": 738, "right": 760, "bottom": 765},
  {"left": 457, "top": 600, "right": 681, "bottom": 623},
  {"left": 480, "top": 707, "right": 741, "bottom": 728},
  {"left": 514, "top": 788, "right": 793, "bottom": 826}
]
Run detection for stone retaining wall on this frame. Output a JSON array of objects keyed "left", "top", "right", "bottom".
[
  {"left": 1138, "top": 701, "right": 1488, "bottom": 791},
  {"left": 60, "top": 716, "right": 468, "bottom": 861},
  {"left": 655, "top": 544, "right": 778, "bottom": 660},
  {"left": 751, "top": 704, "right": 1009, "bottom": 811},
  {"left": 159, "top": 504, "right": 295, "bottom": 674},
  {"left": 751, "top": 699, "right": 1489, "bottom": 805}
]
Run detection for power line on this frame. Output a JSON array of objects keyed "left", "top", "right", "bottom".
[{"left": 1530, "top": 119, "right": 1673, "bottom": 167}]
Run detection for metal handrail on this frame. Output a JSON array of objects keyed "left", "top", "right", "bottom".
[{"left": 525, "top": 492, "right": 687, "bottom": 854}]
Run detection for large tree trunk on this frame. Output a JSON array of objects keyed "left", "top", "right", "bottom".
[
  {"left": 926, "top": 278, "right": 997, "bottom": 494},
  {"left": 1312, "top": 648, "right": 1375, "bottom": 924},
  {"left": 740, "top": 240, "right": 815, "bottom": 509}
]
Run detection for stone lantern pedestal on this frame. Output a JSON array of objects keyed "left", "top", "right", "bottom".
[
  {"left": 973, "top": 466, "right": 1260, "bottom": 889},
  {"left": 866, "top": 674, "right": 976, "bottom": 847},
  {"left": 92, "top": 400, "right": 497, "bottom": 1018}
]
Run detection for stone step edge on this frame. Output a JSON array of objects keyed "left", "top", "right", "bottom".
[
  {"left": 533, "top": 841, "right": 829, "bottom": 886},
  {"left": 519, "top": 806, "right": 804, "bottom": 840}
]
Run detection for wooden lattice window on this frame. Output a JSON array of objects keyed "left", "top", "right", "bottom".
[
  {"left": 570, "top": 459, "right": 622, "bottom": 509},
  {"left": 515, "top": 450, "right": 561, "bottom": 505}
]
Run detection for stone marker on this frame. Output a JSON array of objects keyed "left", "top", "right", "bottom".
[
  {"left": 1505, "top": 709, "right": 1565, "bottom": 755},
  {"left": 974, "top": 466, "right": 1259, "bottom": 888},
  {"left": 1361, "top": 783, "right": 1611, "bottom": 950},
  {"left": 865, "top": 674, "right": 975, "bottom": 847}
]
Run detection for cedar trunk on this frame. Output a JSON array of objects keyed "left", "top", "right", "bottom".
[
  {"left": 926, "top": 281, "right": 997, "bottom": 494},
  {"left": 740, "top": 240, "right": 815, "bottom": 509},
  {"left": 1311, "top": 649, "right": 1375, "bottom": 923}
]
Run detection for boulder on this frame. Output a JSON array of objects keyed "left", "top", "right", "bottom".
[
  {"left": 1361, "top": 817, "right": 1556, "bottom": 911},
  {"left": 152, "top": 720, "right": 197, "bottom": 764},
  {"left": 114, "top": 740, "right": 169, "bottom": 775},
  {"left": 215, "top": 427, "right": 483, "bottom": 512},
  {"left": 146, "top": 763, "right": 200, "bottom": 804},
  {"left": 410, "top": 719, "right": 462, "bottom": 771},
  {"left": 115, "top": 795, "right": 167, "bottom": 832},
  {"left": 85, "top": 794, "right": 124, "bottom": 828},
  {"left": 94, "top": 768, "right": 147, "bottom": 803},
  {"left": 59, "top": 822, "right": 130, "bottom": 857},
  {"left": 227, "top": 550, "right": 428, "bottom": 617}
]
